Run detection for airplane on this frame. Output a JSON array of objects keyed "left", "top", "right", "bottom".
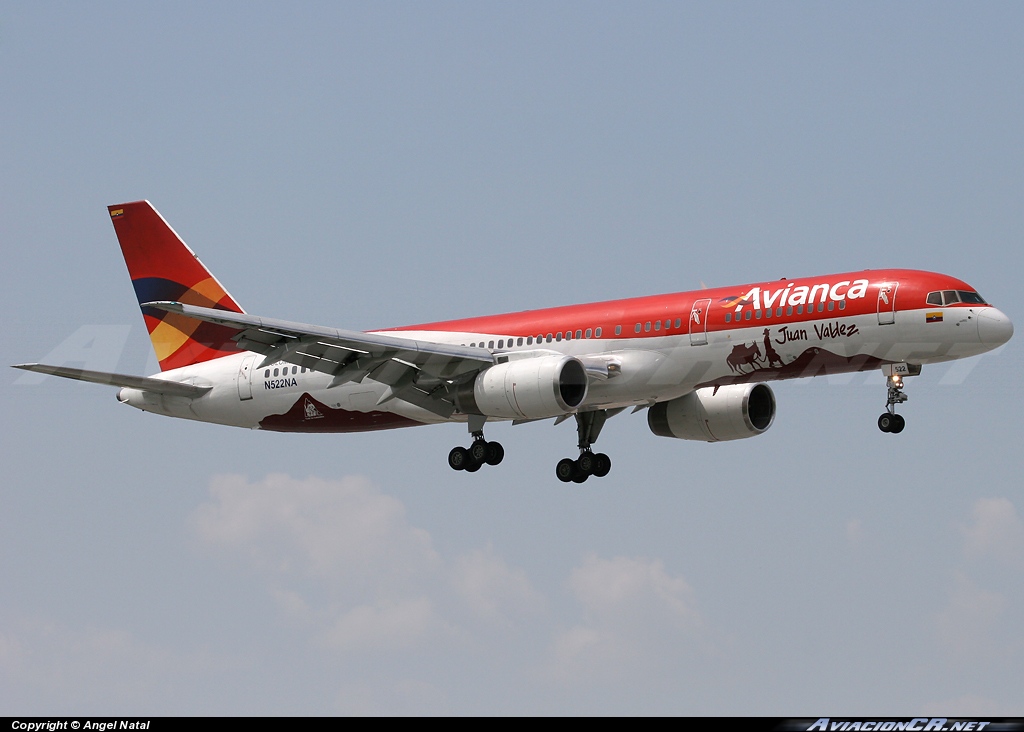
[{"left": 14, "top": 201, "right": 1014, "bottom": 482}]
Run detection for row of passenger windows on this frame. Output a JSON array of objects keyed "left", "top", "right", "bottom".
[
  {"left": 265, "top": 366, "right": 308, "bottom": 378},
  {"left": 634, "top": 318, "right": 683, "bottom": 334},
  {"left": 926, "top": 290, "right": 986, "bottom": 307},
  {"left": 464, "top": 328, "right": 605, "bottom": 349},
  {"left": 724, "top": 301, "right": 846, "bottom": 322}
]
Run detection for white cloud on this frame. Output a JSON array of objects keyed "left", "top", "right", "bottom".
[
  {"left": 962, "top": 497, "right": 1024, "bottom": 566},
  {"left": 326, "top": 597, "right": 438, "bottom": 652},
  {"left": 193, "top": 473, "right": 441, "bottom": 586},
  {"left": 0, "top": 616, "right": 237, "bottom": 714},
  {"left": 934, "top": 571, "right": 1006, "bottom": 658},
  {"left": 846, "top": 518, "right": 863, "bottom": 546},
  {"left": 546, "top": 554, "right": 704, "bottom": 684},
  {"left": 192, "top": 473, "right": 544, "bottom": 654},
  {"left": 450, "top": 545, "right": 545, "bottom": 624}
]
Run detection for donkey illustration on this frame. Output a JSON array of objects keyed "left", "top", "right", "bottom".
[
  {"left": 726, "top": 342, "right": 762, "bottom": 373},
  {"left": 762, "top": 328, "right": 784, "bottom": 368}
]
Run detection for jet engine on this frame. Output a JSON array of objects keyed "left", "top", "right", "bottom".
[
  {"left": 455, "top": 355, "right": 588, "bottom": 419},
  {"left": 648, "top": 383, "right": 776, "bottom": 442}
]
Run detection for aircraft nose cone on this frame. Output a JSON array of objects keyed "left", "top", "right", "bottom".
[{"left": 978, "top": 307, "right": 1014, "bottom": 345}]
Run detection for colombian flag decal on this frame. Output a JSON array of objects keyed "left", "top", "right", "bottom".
[
  {"left": 110, "top": 208, "right": 124, "bottom": 218},
  {"left": 926, "top": 312, "right": 943, "bottom": 323}
]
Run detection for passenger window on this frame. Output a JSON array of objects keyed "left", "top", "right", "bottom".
[
  {"left": 776, "top": 307, "right": 782, "bottom": 317},
  {"left": 817, "top": 302, "right": 825, "bottom": 312},
  {"left": 744, "top": 310, "right": 752, "bottom": 320},
  {"left": 547, "top": 334, "right": 552, "bottom": 342},
  {"left": 596, "top": 327, "right": 603, "bottom": 337},
  {"left": 273, "top": 368, "right": 279, "bottom": 376},
  {"left": 614, "top": 325, "right": 620, "bottom": 335},
  {"left": 635, "top": 324, "right": 641, "bottom": 333},
  {"left": 585, "top": 328, "right": 592, "bottom": 338},
  {"left": 839, "top": 301, "right": 846, "bottom": 310},
  {"left": 755, "top": 310, "right": 762, "bottom": 319},
  {"left": 797, "top": 306, "right": 804, "bottom": 315},
  {"left": 292, "top": 366, "right": 297, "bottom": 375},
  {"left": 654, "top": 321, "right": 661, "bottom": 331},
  {"left": 265, "top": 369, "right": 270, "bottom": 378},
  {"left": 828, "top": 301, "right": 834, "bottom": 311},
  {"left": 786, "top": 306, "right": 793, "bottom": 316},
  {"left": 765, "top": 308, "right": 771, "bottom": 318},
  {"left": 943, "top": 290, "right": 960, "bottom": 306},
  {"left": 498, "top": 340, "right": 504, "bottom": 349},
  {"left": 725, "top": 313, "right": 732, "bottom": 323},
  {"left": 576, "top": 330, "right": 582, "bottom": 339},
  {"left": 527, "top": 337, "right": 533, "bottom": 345},
  {"left": 488, "top": 340, "right": 494, "bottom": 349},
  {"left": 926, "top": 292, "right": 942, "bottom": 306},
  {"left": 675, "top": 318, "right": 681, "bottom": 328},
  {"left": 517, "top": 337, "right": 524, "bottom": 346},
  {"left": 556, "top": 333, "right": 562, "bottom": 341},
  {"left": 645, "top": 322, "right": 651, "bottom": 332}
]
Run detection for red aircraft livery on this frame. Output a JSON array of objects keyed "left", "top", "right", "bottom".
[{"left": 15, "top": 201, "right": 1013, "bottom": 482}]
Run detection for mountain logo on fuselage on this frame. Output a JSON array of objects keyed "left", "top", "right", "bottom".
[{"left": 303, "top": 398, "right": 324, "bottom": 420}]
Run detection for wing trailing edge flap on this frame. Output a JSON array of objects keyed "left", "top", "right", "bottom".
[
  {"left": 145, "top": 301, "right": 492, "bottom": 379},
  {"left": 11, "top": 364, "right": 211, "bottom": 398},
  {"left": 143, "top": 301, "right": 470, "bottom": 416}
]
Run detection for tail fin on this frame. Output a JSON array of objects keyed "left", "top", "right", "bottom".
[{"left": 108, "top": 201, "right": 245, "bottom": 371}]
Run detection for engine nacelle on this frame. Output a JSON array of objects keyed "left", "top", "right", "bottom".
[
  {"left": 455, "top": 355, "right": 588, "bottom": 419},
  {"left": 648, "top": 383, "right": 776, "bottom": 442}
]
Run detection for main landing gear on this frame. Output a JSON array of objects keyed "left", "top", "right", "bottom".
[
  {"left": 448, "top": 416, "right": 504, "bottom": 472},
  {"left": 877, "top": 373, "right": 908, "bottom": 434},
  {"left": 556, "top": 410, "right": 613, "bottom": 483}
]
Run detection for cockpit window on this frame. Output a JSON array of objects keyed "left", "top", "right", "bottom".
[{"left": 930, "top": 290, "right": 987, "bottom": 306}]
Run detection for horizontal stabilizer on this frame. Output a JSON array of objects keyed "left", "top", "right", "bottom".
[{"left": 11, "top": 363, "right": 211, "bottom": 398}]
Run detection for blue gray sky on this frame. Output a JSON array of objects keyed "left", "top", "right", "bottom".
[{"left": 3, "top": 1, "right": 1023, "bottom": 715}]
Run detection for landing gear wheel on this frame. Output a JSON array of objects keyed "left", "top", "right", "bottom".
[
  {"left": 556, "top": 458, "right": 577, "bottom": 483},
  {"left": 592, "top": 453, "right": 612, "bottom": 478},
  {"left": 571, "top": 466, "right": 589, "bottom": 483},
  {"left": 469, "top": 440, "right": 488, "bottom": 463},
  {"left": 484, "top": 441, "right": 504, "bottom": 466},
  {"left": 448, "top": 446, "right": 470, "bottom": 470},
  {"left": 577, "top": 452, "right": 595, "bottom": 475},
  {"left": 890, "top": 414, "right": 906, "bottom": 434},
  {"left": 464, "top": 460, "right": 482, "bottom": 472},
  {"left": 878, "top": 414, "right": 893, "bottom": 433}
]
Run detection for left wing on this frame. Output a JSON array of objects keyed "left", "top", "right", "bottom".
[{"left": 143, "top": 301, "right": 496, "bottom": 417}]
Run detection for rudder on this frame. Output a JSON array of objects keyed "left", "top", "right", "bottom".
[{"left": 109, "top": 201, "right": 245, "bottom": 371}]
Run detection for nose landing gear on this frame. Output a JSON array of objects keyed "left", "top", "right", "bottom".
[{"left": 877, "top": 374, "right": 908, "bottom": 434}]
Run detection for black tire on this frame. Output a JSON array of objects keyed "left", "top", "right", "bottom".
[
  {"left": 890, "top": 414, "right": 906, "bottom": 434},
  {"left": 448, "top": 446, "right": 469, "bottom": 471},
  {"left": 556, "top": 458, "right": 576, "bottom": 483},
  {"left": 470, "top": 440, "right": 488, "bottom": 463},
  {"left": 484, "top": 441, "right": 504, "bottom": 466},
  {"left": 577, "top": 452, "right": 595, "bottom": 475},
  {"left": 465, "top": 459, "right": 482, "bottom": 472},
  {"left": 878, "top": 414, "right": 892, "bottom": 433},
  {"left": 592, "top": 453, "right": 612, "bottom": 478},
  {"left": 572, "top": 468, "right": 589, "bottom": 483}
]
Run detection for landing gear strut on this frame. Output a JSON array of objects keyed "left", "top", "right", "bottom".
[
  {"left": 448, "top": 415, "right": 504, "bottom": 472},
  {"left": 877, "top": 374, "right": 907, "bottom": 434},
  {"left": 556, "top": 410, "right": 612, "bottom": 483}
]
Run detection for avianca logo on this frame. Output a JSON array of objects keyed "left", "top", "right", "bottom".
[{"left": 720, "top": 279, "right": 870, "bottom": 311}]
